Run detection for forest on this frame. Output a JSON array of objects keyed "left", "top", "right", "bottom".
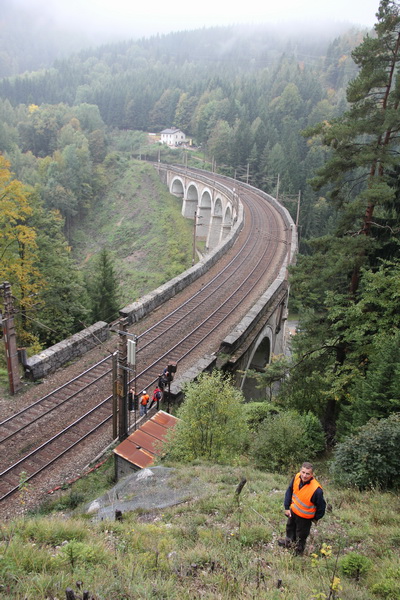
[{"left": 1, "top": 0, "right": 400, "bottom": 455}]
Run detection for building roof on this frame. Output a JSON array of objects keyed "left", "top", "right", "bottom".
[
  {"left": 160, "top": 128, "right": 183, "bottom": 134},
  {"left": 114, "top": 410, "right": 179, "bottom": 470}
]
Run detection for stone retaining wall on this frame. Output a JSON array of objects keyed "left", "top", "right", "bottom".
[{"left": 24, "top": 321, "right": 109, "bottom": 381}]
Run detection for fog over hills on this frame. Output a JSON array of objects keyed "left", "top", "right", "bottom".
[{"left": 1, "top": 0, "right": 377, "bottom": 77}]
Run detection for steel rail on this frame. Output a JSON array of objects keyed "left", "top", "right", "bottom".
[
  {"left": 0, "top": 356, "right": 111, "bottom": 430},
  {"left": 0, "top": 398, "right": 112, "bottom": 501},
  {"left": 0, "top": 364, "right": 112, "bottom": 445}
]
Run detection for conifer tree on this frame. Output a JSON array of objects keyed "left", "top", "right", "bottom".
[
  {"left": 90, "top": 248, "right": 120, "bottom": 323},
  {"left": 307, "top": 0, "right": 400, "bottom": 290},
  {"left": 286, "top": 1, "right": 400, "bottom": 440}
]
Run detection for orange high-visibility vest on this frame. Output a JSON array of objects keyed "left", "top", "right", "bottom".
[
  {"left": 290, "top": 472, "right": 322, "bottom": 519},
  {"left": 141, "top": 394, "right": 149, "bottom": 406}
]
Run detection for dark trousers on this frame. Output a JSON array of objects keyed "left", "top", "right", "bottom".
[{"left": 286, "top": 512, "right": 313, "bottom": 555}]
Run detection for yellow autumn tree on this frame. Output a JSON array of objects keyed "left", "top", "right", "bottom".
[{"left": 0, "top": 154, "right": 45, "bottom": 347}]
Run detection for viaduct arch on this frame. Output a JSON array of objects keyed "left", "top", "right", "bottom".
[{"left": 170, "top": 174, "right": 238, "bottom": 251}]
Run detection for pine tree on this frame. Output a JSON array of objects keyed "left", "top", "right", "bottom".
[
  {"left": 306, "top": 0, "right": 400, "bottom": 290},
  {"left": 90, "top": 248, "right": 120, "bottom": 323},
  {"left": 286, "top": 2, "right": 400, "bottom": 440}
]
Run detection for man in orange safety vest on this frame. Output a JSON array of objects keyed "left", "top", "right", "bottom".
[
  {"left": 278, "top": 462, "right": 326, "bottom": 555},
  {"left": 139, "top": 390, "right": 150, "bottom": 416}
]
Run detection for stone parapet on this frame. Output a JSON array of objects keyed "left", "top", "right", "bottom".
[{"left": 25, "top": 321, "right": 109, "bottom": 381}]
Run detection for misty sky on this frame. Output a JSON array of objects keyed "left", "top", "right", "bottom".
[{"left": 14, "top": 0, "right": 380, "bottom": 39}]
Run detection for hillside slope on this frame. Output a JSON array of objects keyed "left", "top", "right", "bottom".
[
  {"left": 72, "top": 158, "right": 193, "bottom": 305},
  {"left": 2, "top": 461, "right": 400, "bottom": 599}
]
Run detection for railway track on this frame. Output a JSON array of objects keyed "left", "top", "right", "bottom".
[{"left": 0, "top": 168, "right": 291, "bottom": 508}]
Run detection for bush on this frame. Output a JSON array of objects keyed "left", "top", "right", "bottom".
[
  {"left": 339, "top": 552, "right": 372, "bottom": 579},
  {"left": 55, "top": 540, "right": 109, "bottom": 570},
  {"left": 330, "top": 413, "right": 400, "bottom": 490},
  {"left": 242, "top": 402, "right": 280, "bottom": 432},
  {"left": 371, "top": 566, "right": 400, "bottom": 599},
  {"left": 162, "top": 370, "right": 248, "bottom": 463},
  {"left": 250, "top": 409, "right": 325, "bottom": 472}
]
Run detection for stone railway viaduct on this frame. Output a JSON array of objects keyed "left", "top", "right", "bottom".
[
  {"left": 158, "top": 165, "right": 297, "bottom": 399},
  {"left": 25, "top": 165, "right": 297, "bottom": 400}
]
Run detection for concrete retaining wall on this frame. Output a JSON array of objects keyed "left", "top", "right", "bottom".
[{"left": 24, "top": 321, "right": 109, "bottom": 381}]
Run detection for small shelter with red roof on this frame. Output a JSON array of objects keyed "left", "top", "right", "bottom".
[{"left": 114, "top": 410, "right": 179, "bottom": 480}]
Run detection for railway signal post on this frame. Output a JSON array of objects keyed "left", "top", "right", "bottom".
[
  {"left": 117, "top": 317, "right": 129, "bottom": 441},
  {"left": 165, "top": 362, "right": 177, "bottom": 413},
  {"left": 127, "top": 335, "right": 137, "bottom": 431}
]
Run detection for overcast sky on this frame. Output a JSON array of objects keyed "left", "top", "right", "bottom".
[{"left": 14, "top": 0, "right": 380, "bottom": 39}]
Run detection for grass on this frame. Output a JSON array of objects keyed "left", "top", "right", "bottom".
[
  {"left": 33, "top": 454, "right": 116, "bottom": 515},
  {"left": 0, "top": 367, "right": 9, "bottom": 389},
  {"left": 1, "top": 461, "right": 399, "bottom": 599}
]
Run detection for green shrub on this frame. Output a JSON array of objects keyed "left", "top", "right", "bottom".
[
  {"left": 339, "top": 552, "right": 372, "bottom": 579},
  {"left": 48, "top": 490, "right": 85, "bottom": 511},
  {"left": 250, "top": 409, "right": 325, "bottom": 472},
  {"left": 371, "top": 566, "right": 400, "bottom": 599},
  {"left": 55, "top": 540, "right": 109, "bottom": 571},
  {"left": 331, "top": 413, "right": 400, "bottom": 490},
  {"left": 243, "top": 402, "right": 280, "bottom": 431},
  {"left": 163, "top": 370, "right": 248, "bottom": 463}
]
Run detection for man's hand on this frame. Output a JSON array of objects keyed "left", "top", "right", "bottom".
[{"left": 284, "top": 509, "right": 291, "bottom": 518}]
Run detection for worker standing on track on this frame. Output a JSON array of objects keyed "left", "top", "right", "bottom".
[
  {"left": 149, "top": 386, "right": 162, "bottom": 410},
  {"left": 139, "top": 390, "right": 150, "bottom": 416}
]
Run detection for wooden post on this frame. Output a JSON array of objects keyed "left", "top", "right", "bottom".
[
  {"left": 235, "top": 477, "right": 247, "bottom": 498},
  {"left": 1, "top": 282, "right": 21, "bottom": 395}
]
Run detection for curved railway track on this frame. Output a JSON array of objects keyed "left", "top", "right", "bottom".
[{"left": 0, "top": 168, "right": 291, "bottom": 508}]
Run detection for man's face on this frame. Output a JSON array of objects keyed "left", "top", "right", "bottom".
[{"left": 300, "top": 467, "right": 313, "bottom": 483}]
